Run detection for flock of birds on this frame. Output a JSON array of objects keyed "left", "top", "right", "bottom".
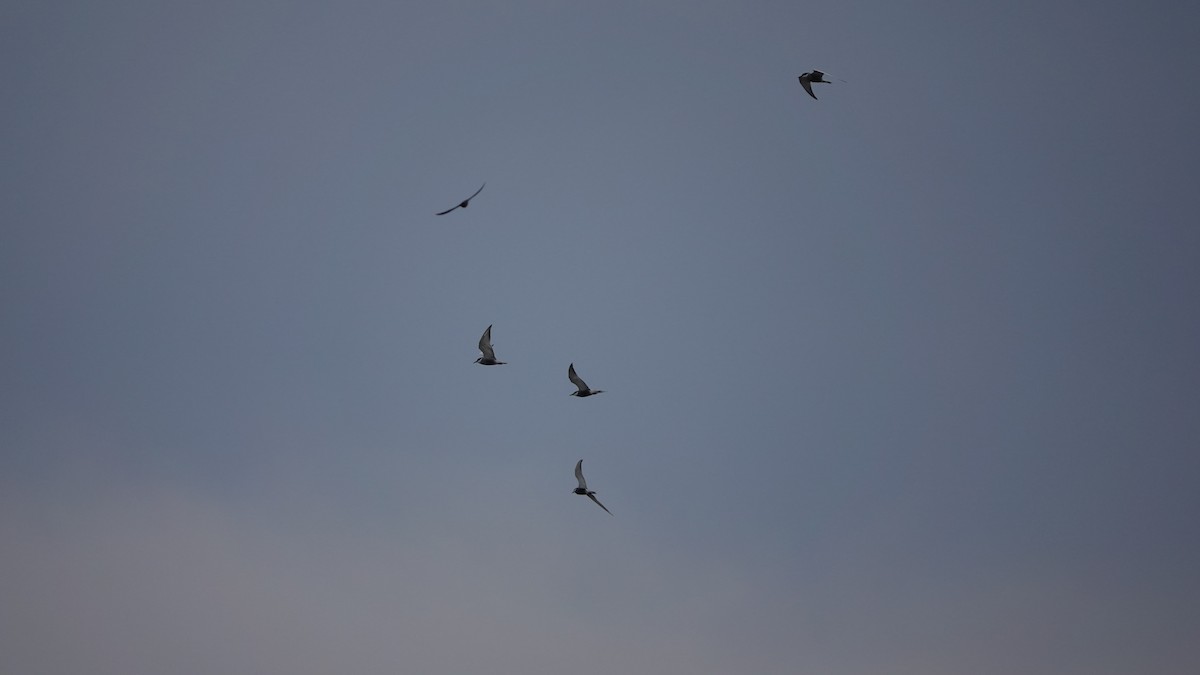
[
  {"left": 438, "top": 70, "right": 836, "bottom": 516},
  {"left": 465, "top": 321, "right": 612, "bottom": 514}
]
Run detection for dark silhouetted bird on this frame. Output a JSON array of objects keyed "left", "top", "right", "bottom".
[
  {"left": 568, "top": 363, "right": 604, "bottom": 397},
  {"left": 436, "top": 183, "right": 485, "bottom": 215},
  {"left": 797, "top": 70, "right": 831, "bottom": 100},
  {"left": 474, "top": 324, "right": 506, "bottom": 365},
  {"left": 574, "top": 459, "right": 612, "bottom": 515}
]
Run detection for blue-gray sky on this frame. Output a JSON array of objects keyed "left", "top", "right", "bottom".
[{"left": 3, "top": 2, "right": 1199, "bottom": 673}]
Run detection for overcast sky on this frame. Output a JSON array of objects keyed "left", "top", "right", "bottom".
[{"left": 3, "top": 2, "right": 1199, "bottom": 674}]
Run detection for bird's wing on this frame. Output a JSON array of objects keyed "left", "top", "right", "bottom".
[
  {"left": 437, "top": 184, "right": 484, "bottom": 215},
  {"left": 798, "top": 75, "right": 817, "bottom": 100},
  {"left": 568, "top": 363, "right": 589, "bottom": 392},
  {"left": 588, "top": 493, "right": 613, "bottom": 515},
  {"left": 478, "top": 325, "right": 497, "bottom": 360},
  {"left": 575, "top": 459, "right": 587, "bottom": 490},
  {"left": 811, "top": 70, "right": 825, "bottom": 80}
]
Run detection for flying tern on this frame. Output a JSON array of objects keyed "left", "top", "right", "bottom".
[
  {"left": 568, "top": 363, "right": 604, "bottom": 397},
  {"left": 574, "top": 459, "right": 612, "bottom": 515},
  {"left": 474, "top": 324, "right": 507, "bottom": 365},
  {"left": 436, "top": 183, "right": 486, "bottom": 215},
  {"left": 797, "top": 70, "right": 832, "bottom": 100}
]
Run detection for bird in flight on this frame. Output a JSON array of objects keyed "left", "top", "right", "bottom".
[
  {"left": 568, "top": 363, "right": 604, "bottom": 397},
  {"left": 797, "top": 70, "right": 831, "bottom": 100},
  {"left": 574, "top": 459, "right": 612, "bottom": 515},
  {"left": 436, "top": 183, "right": 486, "bottom": 215},
  {"left": 474, "top": 324, "right": 507, "bottom": 365}
]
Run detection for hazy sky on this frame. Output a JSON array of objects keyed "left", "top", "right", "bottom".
[{"left": 3, "top": 2, "right": 1199, "bottom": 674}]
